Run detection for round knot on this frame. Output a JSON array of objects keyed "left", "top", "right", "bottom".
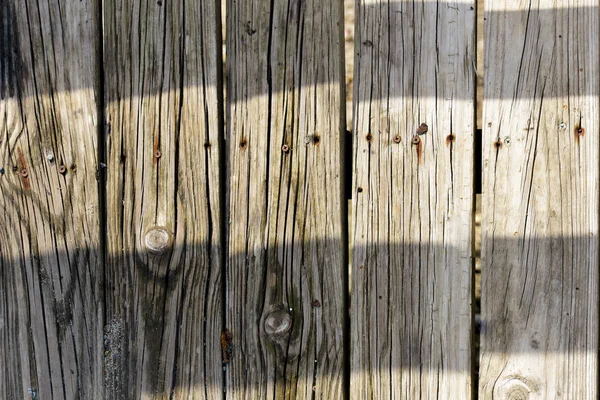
[
  {"left": 144, "top": 227, "right": 172, "bottom": 253},
  {"left": 264, "top": 310, "right": 292, "bottom": 338}
]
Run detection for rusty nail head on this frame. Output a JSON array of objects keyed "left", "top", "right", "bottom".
[
  {"left": 20, "top": 169, "right": 28, "bottom": 178},
  {"left": 416, "top": 123, "right": 428, "bottom": 135},
  {"left": 282, "top": 144, "right": 290, "bottom": 153},
  {"left": 393, "top": 135, "right": 401, "bottom": 143},
  {"left": 412, "top": 135, "right": 421, "bottom": 145},
  {"left": 154, "top": 150, "right": 162, "bottom": 159}
]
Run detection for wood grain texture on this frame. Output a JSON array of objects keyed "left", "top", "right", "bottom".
[
  {"left": 225, "top": 0, "right": 347, "bottom": 398},
  {"left": 103, "top": 0, "right": 224, "bottom": 398},
  {"left": 0, "top": 0, "right": 103, "bottom": 398},
  {"left": 480, "top": 1, "right": 598, "bottom": 398},
  {"left": 351, "top": 1, "right": 475, "bottom": 398}
]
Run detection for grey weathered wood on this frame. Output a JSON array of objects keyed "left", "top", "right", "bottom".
[
  {"left": 0, "top": 0, "right": 103, "bottom": 398},
  {"left": 480, "top": 1, "right": 599, "bottom": 398},
  {"left": 103, "top": 0, "right": 224, "bottom": 397},
  {"left": 225, "top": 0, "right": 347, "bottom": 398},
  {"left": 351, "top": 1, "right": 475, "bottom": 398}
]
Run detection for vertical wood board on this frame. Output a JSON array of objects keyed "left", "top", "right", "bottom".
[
  {"left": 103, "top": 0, "right": 224, "bottom": 397},
  {"left": 225, "top": 0, "right": 347, "bottom": 398},
  {"left": 0, "top": 0, "right": 103, "bottom": 398},
  {"left": 351, "top": 0, "right": 475, "bottom": 398},
  {"left": 480, "top": 1, "right": 599, "bottom": 398}
]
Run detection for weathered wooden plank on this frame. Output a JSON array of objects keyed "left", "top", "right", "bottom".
[
  {"left": 225, "top": 0, "right": 347, "bottom": 398},
  {"left": 0, "top": 0, "right": 103, "bottom": 398},
  {"left": 351, "top": 1, "right": 475, "bottom": 398},
  {"left": 480, "top": 1, "right": 599, "bottom": 398},
  {"left": 103, "top": 0, "right": 224, "bottom": 398}
]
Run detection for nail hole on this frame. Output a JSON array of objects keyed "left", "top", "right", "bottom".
[
  {"left": 494, "top": 141, "right": 502, "bottom": 149},
  {"left": 366, "top": 133, "right": 373, "bottom": 142},
  {"left": 70, "top": 164, "right": 77, "bottom": 172},
  {"left": 312, "top": 135, "right": 321, "bottom": 145},
  {"left": 357, "top": 187, "right": 363, "bottom": 193},
  {"left": 204, "top": 142, "right": 211, "bottom": 149},
  {"left": 240, "top": 138, "right": 248, "bottom": 149},
  {"left": 446, "top": 134, "right": 455, "bottom": 145}
]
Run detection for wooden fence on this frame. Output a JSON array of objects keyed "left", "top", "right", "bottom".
[{"left": 0, "top": 0, "right": 597, "bottom": 398}]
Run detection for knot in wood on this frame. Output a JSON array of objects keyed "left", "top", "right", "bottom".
[
  {"left": 264, "top": 310, "right": 292, "bottom": 338},
  {"left": 144, "top": 227, "right": 172, "bottom": 253},
  {"left": 499, "top": 377, "right": 536, "bottom": 400},
  {"left": 506, "top": 387, "right": 530, "bottom": 400}
]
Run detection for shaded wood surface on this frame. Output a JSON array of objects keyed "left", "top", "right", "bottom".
[
  {"left": 480, "top": 1, "right": 599, "bottom": 398},
  {"left": 225, "top": 0, "right": 347, "bottom": 398},
  {"left": 103, "top": 0, "right": 224, "bottom": 398},
  {"left": 351, "top": 0, "right": 476, "bottom": 398},
  {"left": 0, "top": 0, "right": 103, "bottom": 398}
]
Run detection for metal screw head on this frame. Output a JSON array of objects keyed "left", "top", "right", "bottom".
[
  {"left": 504, "top": 136, "right": 511, "bottom": 145},
  {"left": 393, "top": 135, "right": 401, "bottom": 144},
  {"left": 46, "top": 153, "right": 54, "bottom": 162},
  {"left": 20, "top": 169, "right": 28, "bottom": 178},
  {"left": 0, "top": 167, "right": 4, "bottom": 175},
  {"left": 559, "top": 122, "right": 567, "bottom": 130},
  {"left": 154, "top": 150, "right": 162, "bottom": 159},
  {"left": 412, "top": 135, "right": 421, "bottom": 145},
  {"left": 416, "top": 123, "right": 428, "bottom": 135},
  {"left": 59, "top": 164, "right": 67, "bottom": 174},
  {"left": 281, "top": 144, "right": 290, "bottom": 153}
]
